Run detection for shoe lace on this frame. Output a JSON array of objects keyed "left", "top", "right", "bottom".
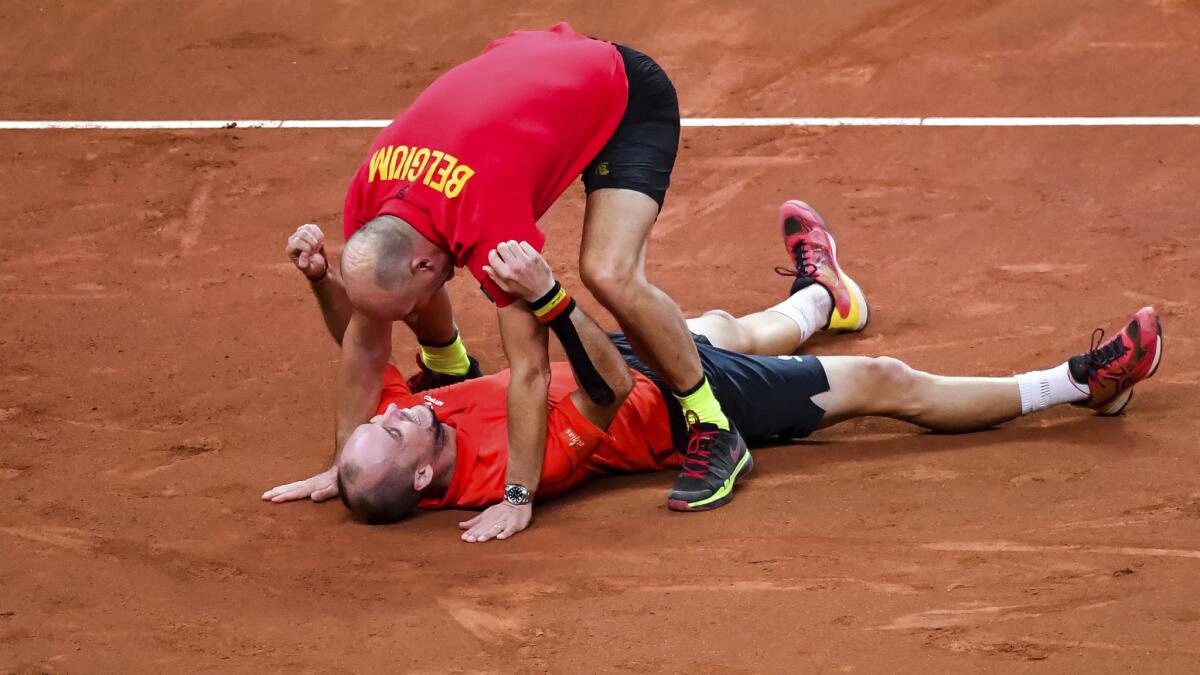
[
  {"left": 774, "top": 238, "right": 819, "bottom": 279},
  {"left": 681, "top": 412, "right": 718, "bottom": 480},
  {"left": 1085, "top": 328, "right": 1127, "bottom": 370}
]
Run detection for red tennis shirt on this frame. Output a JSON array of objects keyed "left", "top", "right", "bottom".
[
  {"left": 342, "top": 23, "right": 629, "bottom": 306},
  {"left": 373, "top": 362, "right": 680, "bottom": 509}
]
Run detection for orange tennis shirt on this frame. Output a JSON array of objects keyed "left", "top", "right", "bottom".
[
  {"left": 342, "top": 22, "right": 629, "bottom": 306},
  {"left": 373, "top": 362, "right": 680, "bottom": 509}
]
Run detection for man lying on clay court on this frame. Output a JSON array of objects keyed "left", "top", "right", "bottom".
[
  {"left": 266, "top": 200, "right": 1164, "bottom": 540},
  {"left": 285, "top": 23, "right": 865, "bottom": 540}
]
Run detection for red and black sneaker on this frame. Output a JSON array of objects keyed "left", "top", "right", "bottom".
[
  {"left": 1068, "top": 306, "right": 1163, "bottom": 416},
  {"left": 406, "top": 353, "right": 484, "bottom": 393},
  {"left": 667, "top": 413, "right": 754, "bottom": 512}
]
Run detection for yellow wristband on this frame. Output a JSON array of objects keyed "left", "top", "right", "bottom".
[{"left": 531, "top": 285, "right": 567, "bottom": 319}]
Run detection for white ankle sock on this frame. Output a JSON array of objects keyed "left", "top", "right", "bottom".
[
  {"left": 1014, "top": 362, "right": 1088, "bottom": 415},
  {"left": 768, "top": 285, "right": 832, "bottom": 344}
]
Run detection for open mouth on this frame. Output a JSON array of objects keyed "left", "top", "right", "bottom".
[{"left": 400, "top": 407, "right": 423, "bottom": 426}]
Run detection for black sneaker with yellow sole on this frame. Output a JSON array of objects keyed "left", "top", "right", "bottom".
[{"left": 668, "top": 413, "right": 753, "bottom": 512}]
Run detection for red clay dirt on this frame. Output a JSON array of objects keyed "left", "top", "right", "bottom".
[{"left": 2, "top": 1, "right": 1200, "bottom": 672}]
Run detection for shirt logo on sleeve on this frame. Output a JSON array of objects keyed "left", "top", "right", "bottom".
[{"left": 368, "top": 144, "right": 476, "bottom": 198}]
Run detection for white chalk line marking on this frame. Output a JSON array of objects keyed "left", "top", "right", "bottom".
[
  {"left": 925, "top": 540, "right": 1200, "bottom": 560},
  {"left": 2, "top": 117, "right": 1200, "bottom": 130}
]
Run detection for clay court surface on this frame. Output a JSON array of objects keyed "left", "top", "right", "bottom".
[{"left": 3, "top": 1, "right": 1200, "bottom": 672}]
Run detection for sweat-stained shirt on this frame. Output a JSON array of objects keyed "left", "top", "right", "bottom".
[
  {"left": 342, "top": 22, "right": 628, "bottom": 306},
  {"left": 372, "top": 362, "right": 680, "bottom": 509}
]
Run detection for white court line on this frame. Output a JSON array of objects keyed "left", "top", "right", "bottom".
[
  {"left": 925, "top": 540, "right": 1200, "bottom": 560},
  {"left": 2, "top": 117, "right": 1200, "bottom": 130},
  {"left": 688, "top": 116, "right": 1200, "bottom": 127}
]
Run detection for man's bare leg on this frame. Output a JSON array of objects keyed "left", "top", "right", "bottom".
[
  {"left": 686, "top": 290, "right": 1027, "bottom": 431},
  {"left": 813, "top": 356, "right": 1023, "bottom": 432},
  {"left": 684, "top": 295, "right": 1021, "bottom": 430},
  {"left": 579, "top": 189, "right": 703, "bottom": 392},
  {"left": 402, "top": 284, "right": 478, "bottom": 378},
  {"left": 810, "top": 307, "right": 1165, "bottom": 429},
  {"left": 579, "top": 189, "right": 737, "bottom": 428},
  {"left": 403, "top": 284, "right": 459, "bottom": 346},
  {"left": 686, "top": 285, "right": 831, "bottom": 355},
  {"left": 683, "top": 290, "right": 1175, "bottom": 433},
  {"left": 581, "top": 187, "right": 748, "bottom": 512}
]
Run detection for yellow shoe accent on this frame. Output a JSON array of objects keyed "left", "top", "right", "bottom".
[{"left": 827, "top": 272, "right": 870, "bottom": 332}]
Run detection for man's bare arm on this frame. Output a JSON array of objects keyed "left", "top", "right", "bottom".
[
  {"left": 458, "top": 303, "right": 548, "bottom": 542},
  {"left": 265, "top": 224, "right": 366, "bottom": 504},
  {"left": 335, "top": 312, "right": 393, "bottom": 456},
  {"left": 310, "top": 273, "right": 353, "bottom": 345},
  {"left": 483, "top": 241, "right": 633, "bottom": 428},
  {"left": 553, "top": 297, "right": 634, "bottom": 429},
  {"left": 287, "top": 223, "right": 353, "bottom": 344},
  {"left": 498, "top": 303, "right": 552, "bottom": 491},
  {"left": 261, "top": 309, "right": 391, "bottom": 504}
]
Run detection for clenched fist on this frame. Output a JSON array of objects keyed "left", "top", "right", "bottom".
[{"left": 287, "top": 223, "right": 329, "bottom": 281}]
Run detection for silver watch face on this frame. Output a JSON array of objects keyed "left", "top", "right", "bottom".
[{"left": 504, "top": 484, "right": 531, "bottom": 505}]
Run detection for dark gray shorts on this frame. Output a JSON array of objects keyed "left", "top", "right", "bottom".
[{"left": 608, "top": 333, "right": 830, "bottom": 447}]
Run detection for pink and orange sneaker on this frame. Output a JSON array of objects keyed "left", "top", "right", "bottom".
[
  {"left": 775, "top": 199, "right": 869, "bottom": 331},
  {"left": 1068, "top": 306, "right": 1164, "bottom": 416}
]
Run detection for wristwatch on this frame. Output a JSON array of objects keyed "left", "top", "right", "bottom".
[{"left": 504, "top": 484, "right": 532, "bottom": 506}]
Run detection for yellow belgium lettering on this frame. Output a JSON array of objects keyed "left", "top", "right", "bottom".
[
  {"left": 422, "top": 151, "right": 445, "bottom": 186},
  {"left": 430, "top": 153, "right": 457, "bottom": 191},
  {"left": 399, "top": 145, "right": 417, "bottom": 181},
  {"left": 443, "top": 165, "right": 475, "bottom": 198},
  {"left": 368, "top": 147, "right": 391, "bottom": 182},
  {"left": 388, "top": 145, "right": 410, "bottom": 180},
  {"left": 365, "top": 144, "right": 475, "bottom": 198},
  {"left": 406, "top": 148, "right": 431, "bottom": 181}
]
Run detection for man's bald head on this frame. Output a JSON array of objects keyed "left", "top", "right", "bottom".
[
  {"left": 337, "top": 423, "right": 422, "bottom": 524},
  {"left": 341, "top": 215, "right": 452, "bottom": 320}
]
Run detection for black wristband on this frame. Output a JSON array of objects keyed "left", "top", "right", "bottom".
[{"left": 527, "top": 281, "right": 563, "bottom": 312}]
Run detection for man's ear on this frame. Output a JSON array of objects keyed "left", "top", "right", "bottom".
[
  {"left": 411, "top": 254, "right": 435, "bottom": 274},
  {"left": 414, "top": 463, "right": 434, "bottom": 491}
]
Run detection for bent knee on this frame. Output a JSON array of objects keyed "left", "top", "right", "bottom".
[
  {"left": 864, "top": 357, "right": 926, "bottom": 415},
  {"left": 581, "top": 262, "right": 645, "bottom": 305},
  {"left": 868, "top": 356, "right": 916, "bottom": 385}
]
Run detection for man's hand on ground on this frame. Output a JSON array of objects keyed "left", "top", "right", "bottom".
[
  {"left": 483, "top": 240, "right": 555, "bottom": 302},
  {"left": 459, "top": 501, "right": 533, "bottom": 542},
  {"left": 262, "top": 466, "right": 338, "bottom": 503},
  {"left": 287, "top": 223, "right": 328, "bottom": 281}
]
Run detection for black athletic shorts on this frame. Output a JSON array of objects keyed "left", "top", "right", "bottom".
[
  {"left": 582, "top": 44, "right": 681, "bottom": 209},
  {"left": 608, "top": 333, "right": 831, "bottom": 449}
]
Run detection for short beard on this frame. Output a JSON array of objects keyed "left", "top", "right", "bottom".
[{"left": 432, "top": 415, "right": 446, "bottom": 452}]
